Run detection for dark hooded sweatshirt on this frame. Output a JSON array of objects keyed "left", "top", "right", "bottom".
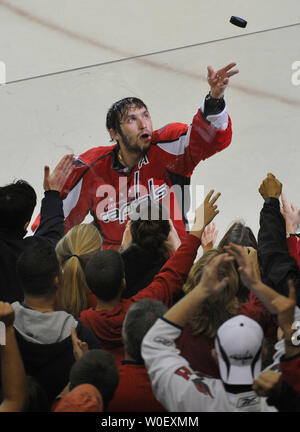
[
  {"left": 12, "top": 302, "right": 101, "bottom": 405},
  {"left": 0, "top": 190, "right": 64, "bottom": 303}
]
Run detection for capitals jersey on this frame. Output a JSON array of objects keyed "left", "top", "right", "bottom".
[
  {"left": 33, "top": 106, "right": 232, "bottom": 249},
  {"left": 142, "top": 318, "right": 277, "bottom": 412}
]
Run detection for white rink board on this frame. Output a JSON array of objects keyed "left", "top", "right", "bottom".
[{"left": 0, "top": 0, "right": 300, "bottom": 240}]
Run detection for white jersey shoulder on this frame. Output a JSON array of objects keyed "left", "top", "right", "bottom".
[{"left": 142, "top": 318, "right": 277, "bottom": 412}]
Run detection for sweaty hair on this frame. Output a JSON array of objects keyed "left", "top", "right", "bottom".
[
  {"left": 56, "top": 224, "right": 103, "bottom": 317},
  {"left": 0, "top": 180, "right": 36, "bottom": 231},
  {"left": 84, "top": 250, "right": 124, "bottom": 301},
  {"left": 129, "top": 202, "right": 171, "bottom": 260},
  {"left": 183, "top": 249, "right": 239, "bottom": 338},
  {"left": 69, "top": 350, "right": 119, "bottom": 411},
  {"left": 106, "top": 97, "right": 148, "bottom": 136},
  {"left": 122, "top": 299, "right": 167, "bottom": 364},
  {"left": 16, "top": 239, "right": 59, "bottom": 297},
  {"left": 218, "top": 221, "right": 257, "bottom": 302}
]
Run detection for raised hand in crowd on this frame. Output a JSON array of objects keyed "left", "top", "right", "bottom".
[
  {"left": 193, "top": 253, "right": 233, "bottom": 300},
  {"left": 258, "top": 173, "right": 282, "bottom": 200},
  {"left": 271, "top": 280, "right": 300, "bottom": 358},
  {"left": 253, "top": 370, "right": 282, "bottom": 398},
  {"left": 165, "top": 219, "right": 181, "bottom": 252},
  {"left": 71, "top": 326, "right": 89, "bottom": 361},
  {"left": 163, "top": 252, "right": 233, "bottom": 327},
  {"left": 190, "top": 190, "right": 221, "bottom": 239},
  {"left": 281, "top": 192, "right": 299, "bottom": 234},
  {"left": 201, "top": 222, "right": 219, "bottom": 254},
  {"left": 224, "top": 242, "right": 279, "bottom": 313},
  {"left": 207, "top": 62, "right": 239, "bottom": 99},
  {"left": 119, "top": 220, "right": 132, "bottom": 251},
  {"left": 53, "top": 327, "right": 90, "bottom": 403},
  {"left": 43, "top": 154, "right": 74, "bottom": 192},
  {"left": 223, "top": 243, "right": 260, "bottom": 288},
  {"left": 0, "top": 301, "right": 15, "bottom": 329},
  {"left": 253, "top": 281, "right": 299, "bottom": 401},
  {"left": 0, "top": 302, "right": 27, "bottom": 412}
]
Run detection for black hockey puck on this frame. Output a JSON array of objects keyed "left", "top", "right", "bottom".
[{"left": 230, "top": 16, "right": 247, "bottom": 28}]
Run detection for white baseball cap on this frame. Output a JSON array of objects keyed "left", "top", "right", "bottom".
[{"left": 215, "top": 315, "right": 264, "bottom": 385}]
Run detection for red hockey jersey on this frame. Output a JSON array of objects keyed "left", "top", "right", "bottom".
[{"left": 33, "top": 108, "right": 232, "bottom": 248}]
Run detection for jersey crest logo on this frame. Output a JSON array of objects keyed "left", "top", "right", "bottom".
[{"left": 192, "top": 376, "right": 214, "bottom": 398}]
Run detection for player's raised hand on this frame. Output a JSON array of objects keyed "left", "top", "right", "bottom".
[
  {"left": 207, "top": 62, "right": 239, "bottom": 98},
  {"left": 44, "top": 154, "right": 74, "bottom": 192}
]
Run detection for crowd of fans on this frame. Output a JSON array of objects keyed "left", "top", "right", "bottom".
[
  {"left": 1, "top": 69, "right": 300, "bottom": 412},
  {"left": 0, "top": 158, "right": 300, "bottom": 413}
]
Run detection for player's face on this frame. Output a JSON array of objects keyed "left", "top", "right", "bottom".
[{"left": 117, "top": 106, "right": 153, "bottom": 154}]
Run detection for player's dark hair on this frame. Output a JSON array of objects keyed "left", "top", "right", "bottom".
[
  {"left": 69, "top": 350, "right": 119, "bottom": 411},
  {"left": 0, "top": 180, "right": 36, "bottom": 231},
  {"left": 106, "top": 97, "right": 148, "bottom": 135},
  {"left": 16, "top": 239, "right": 59, "bottom": 297},
  {"left": 84, "top": 250, "right": 124, "bottom": 301}
]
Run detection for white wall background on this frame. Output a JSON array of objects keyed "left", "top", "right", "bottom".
[{"left": 0, "top": 0, "right": 300, "bottom": 240}]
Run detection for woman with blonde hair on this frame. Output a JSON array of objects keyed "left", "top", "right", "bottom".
[{"left": 55, "top": 224, "right": 103, "bottom": 318}]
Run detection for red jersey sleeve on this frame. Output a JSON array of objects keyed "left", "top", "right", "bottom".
[
  {"left": 131, "top": 234, "right": 201, "bottom": 307},
  {"left": 287, "top": 236, "right": 300, "bottom": 269},
  {"left": 280, "top": 354, "right": 300, "bottom": 392},
  {"left": 151, "top": 110, "right": 232, "bottom": 177}
]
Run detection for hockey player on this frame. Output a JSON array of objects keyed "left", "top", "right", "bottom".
[{"left": 33, "top": 63, "right": 238, "bottom": 248}]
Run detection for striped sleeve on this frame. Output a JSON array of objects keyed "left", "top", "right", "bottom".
[{"left": 151, "top": 108, "right": 232, "bottom": 177}]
